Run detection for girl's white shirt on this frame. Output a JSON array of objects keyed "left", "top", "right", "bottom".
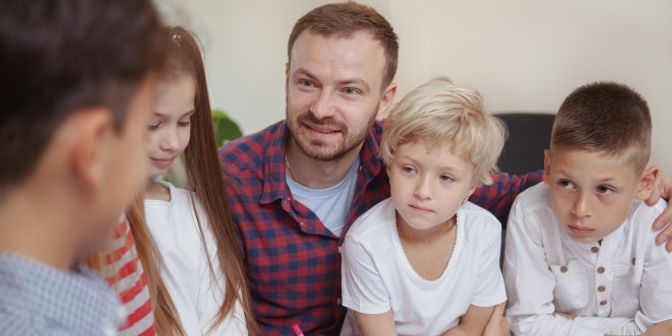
[{"left": 145, "top": 181, "right": 247, "bottom": 336}]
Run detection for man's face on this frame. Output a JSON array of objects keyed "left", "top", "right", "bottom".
[{"left": 285, "top": 30, "right": 393, "bottom": 161}]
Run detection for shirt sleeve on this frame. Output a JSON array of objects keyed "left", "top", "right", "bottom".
[
  {"left": 503, "top": 196, "right": 603, "bottom": 336},
  {"left": 471, "top": 219, "right": 506, "bottom": 307},
  {"left": 470, "top": 171, "right": 543, "bottom": 226},
  {"left": 341, "top": 235, "right": 391, "bottom": 315}
]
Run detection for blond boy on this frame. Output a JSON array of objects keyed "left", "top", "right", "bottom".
[
  {"left": 341, "top": 77, "right": 508, "bottom": 335},
  {"left": 504, "top": 82, "right": 672, "bottom": 335}
]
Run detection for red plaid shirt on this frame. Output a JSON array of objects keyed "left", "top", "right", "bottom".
[{"left": 219, "top": 121, "right": 541, "bottom": 335}]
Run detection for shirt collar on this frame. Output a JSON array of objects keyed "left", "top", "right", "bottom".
[
  {"left": 259, "top": 121, "right": 384, "bottom": 204},
  {"left": 0, "top": 253, "right": 122, "bottom": 335}
]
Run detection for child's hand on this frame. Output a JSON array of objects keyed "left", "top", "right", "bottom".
[
  {"left": 482, "top": 303, "right": 510, "bottom": 336},
  {"left": 643, "top": 319, "right": 672, "bottom": 335}
]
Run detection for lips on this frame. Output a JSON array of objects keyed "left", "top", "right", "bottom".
[
  {"left": 304, "top": 122, "right": 341, "bottom": 134},
  {"left": 151, "top": 157, "right": 175, "bottom": 169},
  {"left": 567, "top": 224, "right": 594, "bottom": 237},
  {"left": 409, "top": 203, "right": 433, "bottom": 213}
]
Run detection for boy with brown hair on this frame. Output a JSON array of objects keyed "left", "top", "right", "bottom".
[
  {"left": 0, "top": 0, "right": 166, "bottom": 334},
  {"left": 504, "top": 82, "right": 672, "bottom": 335}
]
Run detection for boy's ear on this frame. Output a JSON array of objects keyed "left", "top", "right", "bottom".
[
  {"left": 375, "top": 83, "right": 397, "bottom": 122},
  {"left": 543, "top": 149, "right": 552, "bottom": 184},
  {"left": 64, "top": 107, "right": 114, "bottom": 190},
  {"left": 635, "top": 166, "right": 659, "bottom": 201}
]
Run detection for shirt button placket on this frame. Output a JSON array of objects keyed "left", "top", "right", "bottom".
[{"left": 595, "top": 253, "right": 609, "bottom": 315}]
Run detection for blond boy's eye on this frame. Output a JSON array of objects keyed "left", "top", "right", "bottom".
[
  {"left": 401, "top": 166, "right": 416, "bottom": 174},
  {"left": 439, "top": 175, "right": 454, "bottom": 182}
]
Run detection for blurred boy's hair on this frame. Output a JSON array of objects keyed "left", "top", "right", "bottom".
[{"left": 0, "top": 0, "right": 167, "bottom": 195}]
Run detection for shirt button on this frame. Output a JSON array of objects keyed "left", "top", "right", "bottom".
[
  {"left": 597, "top": 285, "right": 606, "bottom": 292},
  {"left": 632, "top": 257, "right": 636, "bottom": 265},
  {"left": 591, "top": 246, "right": 599, "bottom": 253},
  {"left": 600, "top": 300, "right": 608, "bottom": 306},
  {"left": 597, "top": 266, "right": 605, "bottom": 274},
  {"left": 560, "top": 266, "right": 568, "bottom": 273}
]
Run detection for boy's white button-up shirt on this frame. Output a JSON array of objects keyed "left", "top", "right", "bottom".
[{"left": 504, "top": 183, "right": 672, "bottom": 336}]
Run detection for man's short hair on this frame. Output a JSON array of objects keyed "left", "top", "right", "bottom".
[
  {"left": 287, "top": 1, "right": 399, "bottom": 87},
  {"left": 552, "top": 81, "right": 651, "bottom": 172},
  {"left": 381, "top": 77, "right": 506, "bottom": 185},
  {"left": 0, "top": 0, "right": 167, "bottom": 192}
]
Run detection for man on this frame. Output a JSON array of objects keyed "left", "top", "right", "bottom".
[{"left": 219, "top": 3, "right": 672, "bottom": 335}]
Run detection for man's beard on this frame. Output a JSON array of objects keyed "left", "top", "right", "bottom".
[{"left": 286, "top": 105, "right": 378, "bottom": 162}]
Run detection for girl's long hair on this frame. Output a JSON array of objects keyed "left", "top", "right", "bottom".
[
  {"left": 165, "top": 26, "right": 258, "bottom": 335},
  {"left": 87, "top": 195, "right": 185, "bottom": 336}
]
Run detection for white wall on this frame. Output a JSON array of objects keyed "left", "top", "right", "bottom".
[{"left": 156, "top": 0, "right": 672, "bottom": 173}]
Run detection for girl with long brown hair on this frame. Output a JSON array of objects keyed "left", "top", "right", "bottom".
[{"left": 142, "top": 26, "right": 257, "bottom": 335}]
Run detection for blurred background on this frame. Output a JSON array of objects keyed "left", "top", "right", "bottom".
[{"left": 155, "top": 0, "right": 672, "bottom": 174}]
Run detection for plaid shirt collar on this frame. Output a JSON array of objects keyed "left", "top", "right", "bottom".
[{"left": 259, "top": 121, "right": 384, "bottom": 206}]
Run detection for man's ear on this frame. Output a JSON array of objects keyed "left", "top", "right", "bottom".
[
  {"left": 636, "top": 166, "right": 659, "bottom": 201},
  {"left": 543, "top": 149, "right": 552, "bottom": 184},
  {"left": 375, "top": 83, "right": 397, "bottom": 122},
  {"left": 62, "top": 107, "right": 114, "bottom": 190}
]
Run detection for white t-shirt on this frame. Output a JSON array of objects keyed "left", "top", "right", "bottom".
[
  {"left": 286, "top": 157, "right": 360, "bottom": 237},
  {"left": 145, "top": 182, "right": 247, "bottom": 336},
  {"left": 504, "top": 183, "right": 672, "bottom": 336},
  {"left": 341, "top": 198, "right": 506, "bottom": 336}
]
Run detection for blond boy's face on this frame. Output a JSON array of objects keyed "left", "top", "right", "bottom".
[
  {"left": 544, "top": 148, "right": 647, "bottom": 244},
  {"left": 388, "top": 141, "right": 476, "bottom": 232}
]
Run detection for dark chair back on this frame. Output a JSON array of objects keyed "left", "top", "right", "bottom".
[{"left": 495, "top": 113, "right": 555, "bottom": 175}]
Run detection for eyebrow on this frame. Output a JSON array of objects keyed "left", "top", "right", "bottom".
[
  {"left": 294, "top": 68, "right": 371, "bottom": 92},
  {"left": 557, "top": 169, "right": 619, "bottom": 184},
  {"left": 397, "top": 155, "right": 464, "bottom": 173},
  {"left": 153, "top": 109, "right": 195, "bottom": 119}
]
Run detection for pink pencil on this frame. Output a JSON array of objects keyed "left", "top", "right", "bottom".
[{"left": 291, "top": 322, "right": 305, "bottom": 336}]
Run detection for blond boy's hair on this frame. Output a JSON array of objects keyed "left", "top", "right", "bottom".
[{"left": 381, "top": 77, "right": 506, "bottom": 185}]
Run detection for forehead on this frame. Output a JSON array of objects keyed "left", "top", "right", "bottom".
[
  {"left": 289, "top": 30, "right": 387, "bottom": 89},
  {"left": 154, "top": 75, "right": 195, "bottom": 115},
  {"left": 396, "top": 141, "right": 473, "bottom": 169},
  {"left": 550, "top": 147, "right": 641, "bottom": 179}
]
